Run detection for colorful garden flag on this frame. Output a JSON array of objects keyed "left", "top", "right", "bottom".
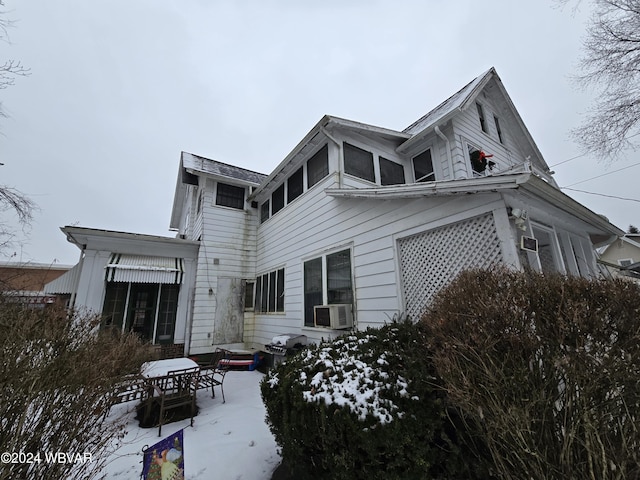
[{"left": 141, "top": 429, "right": 185, "bottom": 480}]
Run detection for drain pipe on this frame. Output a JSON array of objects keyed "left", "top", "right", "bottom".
[
  {"left": 434, "top": 126, "right": 454, "bottom": 179},
  {"left": 320, "top": 126, "right": 343, "bottom": 188}
]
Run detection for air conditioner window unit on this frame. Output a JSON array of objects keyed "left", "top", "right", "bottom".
[{"left": 314, "top": 304, "right": 353, "bottom": 329}]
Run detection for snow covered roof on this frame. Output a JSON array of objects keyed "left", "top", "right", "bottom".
[
  {"left": 181, "top": 151, "right": 267, "bottom": 185},
  {"left": 402, "top": 67, "right": 494, "bottom": 136}
]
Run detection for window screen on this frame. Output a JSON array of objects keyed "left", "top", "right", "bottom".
[
  {"left": 344, "top": 142, "right": 375, "bottom": 182},
  {"left": 216, "top": 182, "right": 245, "bottom": 209},
  {"left": 412, "top": 149, "right": 434, "bottom": 182},
  {"left": 307, "top": 144, "right": 329, "bottom": 188},
  {"left": 380, "top": 157, "right": 405, "bottom": 185}
]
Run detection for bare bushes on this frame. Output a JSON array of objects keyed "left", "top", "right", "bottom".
[
  {"left": 0, "top": 299, "right": 154, "bottom": 480},
  {"left": 422, "top": 268, "right": 640, "bottom": 480}
]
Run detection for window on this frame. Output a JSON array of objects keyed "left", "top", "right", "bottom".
[
  {"left": 379, "top": 157, "right": 405, "bottom": 185},
  {"left": 618, "top": 258, "right": 634, "bottom": 267},
  {"left": 476, "top": 102, "right": 487, "bottom": 133},
  {"left": 412, "top": 149, "right": 434, "bottom": 182},
  {"left": 303, "top": 249, "right": 353, "bottom": 326},
  {"left": 468, "top": 144, "right": 494, "bottom": 175},
  {"left": 344, "top": 142, "right": 375, "bottom": 182},
  {"left": 287, "top": 166, "right": 303, "bottom": 203},
  {"left": 244, "top": 281, "right": 254, "bottom": 311},
  {"left": 307, "top": 144, "right": 329, "bottom": 188},
  {"left": 272, "top": 184, "right": 285, "bottom": 215},
  {"left": 494, "top": 115, "right": 504, "bottom": 143},
  {"left": 260, "top": 200, "right": 270, "bottom": 223},
  {"left": 254, "top": 268, "right": 285, "bottom": 313},
  {"left": 156, "top": 285, "right": 179, "bottom": 343},
  {"left": 531, "top": 224, "right": 564, "bottom": 274},
  {"left": 216, "top": 182, "right": 245, "bottom": 209}
]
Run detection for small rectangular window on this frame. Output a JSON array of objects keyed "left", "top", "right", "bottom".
[
  {"left": 412, "top": 149, "right": 434, "bottom": 182},
  {"left": 344, "top": 142, "right": 375, "bottom": 182},
  {"left": 494, "top": 115, "right": 504, "bottom": 143},
  {"left": 272, "top": 184, "right": 285, "bottom": 215},
  {"left": 244, "top": 281, "right": 254, "bottom": 311},
  {"left": 287, "top": 166, "right": 304, "bottom": 203},
  {"left": 476, "top": 102, "right": 487, "bottom": 133},
  {"left": 260, "top": 200, "right": 270, "bottom": 223},
  {"left": 216, "top": 182, "right": 245, "bottom": 209},
  {"left": 303, "top": 257, "right": 323, "bottom": 326},
  {"left": 307, "top": 144, "right": 329, "bottom": 188},
  {"left": 379, "top": 157, "right": 405, "bottom": 185}
]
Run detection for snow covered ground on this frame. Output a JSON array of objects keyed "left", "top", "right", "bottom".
[{"left": 104, "top": 370, "right": 280, "bottom": 479}]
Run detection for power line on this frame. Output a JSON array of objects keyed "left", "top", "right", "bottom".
[
  {"left": 549, "top": 132, "right": 640, "bottom": 168},
  {"left": 562, "top": 162, "right": 640, "bottom": 188},
  {"left": 562, "top": 187, "right": 640, "bottom": 204}
]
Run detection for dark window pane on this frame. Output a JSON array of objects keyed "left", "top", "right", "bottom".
[
  {"left": 413, "top": 149, "right": 434, "bottom": 182},
  {"left": 244, "top": 281, "right": 254, "bottom": 311},
  {"left": 344, "top": 142, "right": 375, "bottom": 182},
  {"left": 260, "top": 274, "right": 268, "bottom": 312},
  {"left": 307, "top": 144, "right": 329, "bottom": 188},
  {"left": 476, "top": 102, "right": 487, "bottom": 133},
  {"left": 276, "top": 268, "right": 285, "bottom": 312},
  {"left": 102, "top": 283, "right": 128, "bottom": 330},
  {"left": 156, "top": 284, "right": 179, "bottom": 344},
  {"left": 494, "top": 115, "right": 504, "bottom": 143},
  {"left": 268, "top": 271, "right": 277, "bottom": 312},
  {"left": 379, "top": 157, "right": 405, "bottom": 185},
  {"left": 272, "top": 184, "right": 285, "bottom": 215},
  {"left": 287, "top": 167, "right": 303, "bottom": 203},
  {"left": 304, "top": 258, "right": 323, "bottom": 326},
  {"left": 260, "top": 200, "right": 270, "bottom": 223},
  {"left": 327, "top": 250, "right": 352, "bottom": 305},
  {"left": 254, "top": 276, "right": 262, "bottom": 312},
  {"left": 216, "top": 182, "right": 245, "bottom": 209}
]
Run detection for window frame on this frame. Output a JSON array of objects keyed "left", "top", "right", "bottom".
[
  {"left": 303, "top": 248, "right": 354, "bottom": 327},
  {"left": 343, "top": 142, "right": 375, "bottom": 183},
  {"left": 307, "top": 143, "right": 329, "bottom": 188},
  {"left": 271, "top": 184, "right": 285, "bottom": 215},
  {"left": 287, "top": 166, "right": 304, "bottom": 203},
  {"left": 412, "top": 148, "right": 435, "bottom": 183},
  {"left": 476, "top": 102, "right": 488, "bottom": 133},
  {"left": 493, "top": 115, "right": 504, "bottom": 143},
  {"left": 379, "top": 156, "right": 406, "bottom": 186},
  {"left": 254, "top": 267, "right": 285, "bottom": 313},
  {"left": 215, "top": 182, "right": 246, "bottom": 210}
]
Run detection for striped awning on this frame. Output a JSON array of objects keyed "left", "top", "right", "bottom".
[
  {"left": 44, "top": 263, "right": 81, "bottom": 294},
  {"left": 105, "top": 254, "right": 184, "bottom": 284}
]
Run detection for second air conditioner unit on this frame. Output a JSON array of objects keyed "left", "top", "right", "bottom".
[{"left": 313, "top": 304, "right": 353, "bottom": 329}]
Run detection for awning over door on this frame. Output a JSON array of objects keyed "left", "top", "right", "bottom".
[{"left": 105, "top": 254, "right": 184, "bottom": 284}]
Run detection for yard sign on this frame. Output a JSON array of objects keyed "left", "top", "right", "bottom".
[{"left": 141, "top": 429, "right": 185, "bottom": 480}]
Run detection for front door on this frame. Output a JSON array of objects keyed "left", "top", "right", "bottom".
[{"left": 126, "top": 284, "right": 158, "bottom": 341}]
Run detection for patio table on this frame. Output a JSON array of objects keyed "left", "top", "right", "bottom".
[{"left": 141, "top": 357, "right": 199, "bottom": 378}]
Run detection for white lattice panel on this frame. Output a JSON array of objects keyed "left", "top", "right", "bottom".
[{"left": 398, "top": 213, "right": 503, "bottom": 321}]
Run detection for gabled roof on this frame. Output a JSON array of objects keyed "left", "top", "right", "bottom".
[{"left": 403, "top": 67, "right": 493, "bottom": 136}]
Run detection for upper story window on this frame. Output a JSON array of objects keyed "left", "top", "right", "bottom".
[
  {"left": 380, "top": 157, "right": 405, "bottom": 185},
  {"left": 287, "top": 166, "right": 303, "bottom": 203},
  {"left": 468, "top": 144, "right": 495, "bottom": 176},
  {"left": 272, "top": 184, "right": 285, "bottom": 215},
  {"left": 344, "top": 142, "right": 375, "bottom": 183},
  {"left": 412, "top": 149, "right": 435, "bottom": 182},
  {"left": 476, "top": 102, "right": 487, "bottom": 133},
  {"left": 216, "top": 182, "right": 245, "bottom": 209},
  {"left": 307, "top": 144, "right": 329, "bottom": 188},
  {"left": 493, "top": 115, "right": 504, "bottom": 144},
  {"left": 260, "top": 200, "right": 270, "bottom": 223}
]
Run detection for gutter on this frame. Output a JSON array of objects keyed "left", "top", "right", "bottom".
[{"left": 434, "top": 126, "right": 455, "bottom": 180}]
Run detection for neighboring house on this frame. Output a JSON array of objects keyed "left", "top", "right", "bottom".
[
  {"left": 0, "top": 261, "right": 71, "bottom": 307},
  {"left": 599, "top": 233, "right": 640, "bottom": 280},
  {"left": 47, "top": 67, "right": 623, "bottom": 356}
]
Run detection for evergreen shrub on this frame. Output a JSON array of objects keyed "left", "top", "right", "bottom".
[
  {"left": 422, "top": 268, "right": 640, "bottom": 480},
  {"left": 261, "top": 321, "right": 482, "bottom": 480}
]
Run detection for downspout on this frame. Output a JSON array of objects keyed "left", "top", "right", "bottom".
[
  {"left": 434, "top": 126, "right": 454, "bottom": 180},
  {"left": 320, "top": 126, "right": 343, "bottom": 188}
]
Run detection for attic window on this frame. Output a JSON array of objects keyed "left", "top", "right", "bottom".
[
  {"left": 412, "top": 149, "right": 434, "bottom": 182},
  {"left": 344, "top": 142, "right": 375, "bottom": 182},
  {"left": 216, "top": 182, "right": 245, "bottom": 210},
  {"left": 476, "top": 102, "right": 487, "bottom": 133},
  {"left": 494, "top": 115, "right": 504, "bottom": 143}
]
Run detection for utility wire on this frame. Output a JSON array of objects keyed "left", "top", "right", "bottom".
[
  {"left": 561, "top": 162, "right": 640, "bottom": 188},
  {"left": 549, "top": 132, "right": 640, "bottom": 168},
  {"left": 562, "top": 187, "right": 640, "bottom": 204}
]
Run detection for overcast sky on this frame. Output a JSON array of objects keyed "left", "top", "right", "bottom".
[{"left": 1, "top": 1, "right": 637, "bottom": 266}]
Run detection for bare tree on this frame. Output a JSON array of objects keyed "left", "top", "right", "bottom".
[
  {"left": 568, "top": 0, "right": 640, "bottom": 159},
  {"left": 0, "top": 1, "right": 33, "bottom": 253}
]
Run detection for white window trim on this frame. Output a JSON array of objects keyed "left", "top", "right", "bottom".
[{"left": 530, "top": 222, "right": 566, "bottom": 274}]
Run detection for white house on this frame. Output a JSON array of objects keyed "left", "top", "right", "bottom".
[{"left": 47, "top": 67, "right": 623, "bottom": 357}]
